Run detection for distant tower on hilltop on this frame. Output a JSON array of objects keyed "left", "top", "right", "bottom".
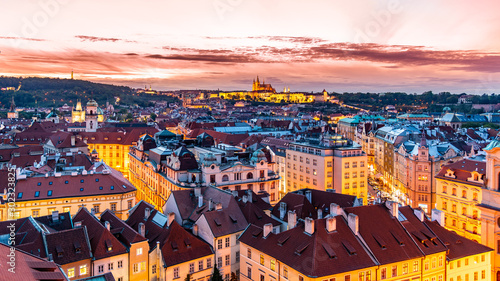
[{"left": 71, "top": 70, "right": 74, "bottom": 80}]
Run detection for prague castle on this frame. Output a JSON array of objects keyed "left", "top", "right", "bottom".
[{"left": 219, "top": 76, "right": 329, "bottom": 103}]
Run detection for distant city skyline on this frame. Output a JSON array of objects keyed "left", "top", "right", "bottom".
[{"left": 1, "top": 0, "right": 500, "bottom": 93}]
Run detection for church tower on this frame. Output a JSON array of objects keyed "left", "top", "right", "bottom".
[
  {"left": 85, "top": 99, "right": 98, "bottom": 132},
  {"left": 7, "top": 96, "right": 18, "bottom": 119}
]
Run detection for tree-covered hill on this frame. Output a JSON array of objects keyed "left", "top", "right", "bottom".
[{"left": 0, "top": 76, "right": 178, "bottom": 108}]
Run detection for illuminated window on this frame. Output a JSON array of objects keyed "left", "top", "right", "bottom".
[
  {"left": 270, "top": 259, "right": 275, "bottom": 271},
  {"left": 260, "top": 254, "right": 264, "bottom": 265},
  {"left": 381, "top": 268, "right": 387, "bottom": 280},
  {"left": 413, "top": 261, "right": 419, "bottom": 272},
  {"left": 67, "top": 268, "right": 75, "bottom": 278},
  {"left": 80, "top": 265, "right": 87, "bottom": 275}
]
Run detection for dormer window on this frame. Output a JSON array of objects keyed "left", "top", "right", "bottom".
[
  {"left": 74, "top": 241, "right": 81, "bottom": 253},
  {"left": 105, "top": 240, "right": 113, "bottom": 252},
  {"left": 445, "top": 169, "right": 456, "bottom": 178}
]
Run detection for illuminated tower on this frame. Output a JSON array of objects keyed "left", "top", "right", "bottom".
[
  {"left": 71, "top": 70, "right": 74, "bottom": 80},
  {"left": 85, "top": 99, "right": 98, "bottom": 132}
]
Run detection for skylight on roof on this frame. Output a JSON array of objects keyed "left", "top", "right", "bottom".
[{"left": 152, "top": 212, "right": 168, "bottom": 227}]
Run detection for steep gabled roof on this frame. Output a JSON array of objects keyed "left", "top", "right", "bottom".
[
  {"left": 345, "top": 205, "right": 424, "bottom": 265},
  {"left": 44, "top": 227, "right": 92, "bottom": 265},
  {"left": 73, "top": 208, "right": 127, "bottom": 260},
  {"left": 239, "top": 217, "right": 377, "bottom": 277},
  {"left": 425, "top": 220, "right": 492, "bottom": 260}
]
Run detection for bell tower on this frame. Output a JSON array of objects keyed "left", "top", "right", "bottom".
[{"left": 85, "top": 99, "right": 99, "bottom": 132}]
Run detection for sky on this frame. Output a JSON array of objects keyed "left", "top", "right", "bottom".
[{"left": 1, "top": 0, "right": 500, "bottom": 93}]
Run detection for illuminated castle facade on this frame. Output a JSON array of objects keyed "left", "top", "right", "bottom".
[{"left": 219, "top": 76, "right": 329, "bottom": 103}]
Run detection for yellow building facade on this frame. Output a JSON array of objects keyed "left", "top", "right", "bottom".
[{"left": 435, "top": 159, "right": 485, "bottom": 243}]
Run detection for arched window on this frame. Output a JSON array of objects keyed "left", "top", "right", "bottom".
[
  {"left": 222, "top": 175, "right": 229, "bottom": 182},
  {"left": 247, "top": 172, "right": 254, "bottom": 179}
]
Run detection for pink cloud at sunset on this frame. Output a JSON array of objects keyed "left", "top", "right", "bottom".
[{"left": 1, "top": 0, "right": 499, "bottom": 93}]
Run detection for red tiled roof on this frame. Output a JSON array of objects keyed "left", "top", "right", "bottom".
[
  {"left": 186, "top": 129, "right": 248, "bottom": 146},
  {"left": 345, "top": 204, "right": 424, "bottom": 265},
  {"left": 425, "top": 220, "right": 492, "bottom": 260},
  {"left": 0, "top": 243, "right": 67, "bottom": 281},
  {"left": 14, "top": 168, "right": 135, "bottom": 202},
  {"left": 73, "top": 208, "right": 128, "bottom": 260},
  {"left": 272, "top": 190, "right": 356, "bottom": 222},
  {"left": 45, "top": 227, "right": 92, "bottom": 265},
  {"left": 399, "top": 206, "right": 447, "bottom": 255},
  {"left": 126, "top": 201, "right": 213, "bottom": 266},
  {"left": 435, "top": 159, "right": 485, "bottom": 186},
  {"left": 100, "top": 209, "right": 147, "bottom": 247},
  {"left": 160, "top": 221, "right": 213, "bottom": 267},
  {"left": 239, "top": 217, "right": 377, "bottom": 277},
  {"left": 0, "top": 217, "right": 47, "bottom": 258}
]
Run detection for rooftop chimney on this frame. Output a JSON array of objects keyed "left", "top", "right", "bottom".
[
  {"left": 326, "top": 217, "right": 336, "bottom": 232},
  {"left": 305, "top": 190, "right": 312, "bottom": 203},
  {"left": 330, "top": 203, "right": 341, "bottom": 217},
  {"left": 317, "top": 209, "right": 323, "bottom": 219},
  {"left": 279, "top": 202, "right": 287, "bottom": 220},
  {"left": 52, "top": 211, "right": 59, "bottom": 222},
  {"left": 209, "top": 200, "right": 214, "bottom": 211},
  {"left": 242, "top": 195, "right": 248, "bottom": 204},
  {"left": 104, "top": 221, "right": 110, "bottom": 231},
  {"left": 193, "top": 224, "right": 199, "bottom": 236},
  {"left": 145, "top": 208, "right": 151, "bottom": 220},
  {"left": 414, "top": 209, "right": 425, "bottom": 222},
  {"left": 305, "top": 217, "right": 315, "bottom": 235},
  {"left": 347, "top": 213, "right": 359, "bottom": 235},
  {"left": 198, "top": 195, "right": 203, "bottom": 208},
  {"left": 232, "top": 190, "right": 238, "bottom": 197},
  {"left": 431, "top": 209, "right": 444, "bottom": 226},
  {"left": 167, "top": 212, "right": 175, "bottom": 228},
  {"left": 194, "top": 187, "right": 201, "bottom": 197},
  {"left": 263, "top": 223, "right": 273, "bottom": 238},
  {"left": 138, "top": 222, "right": 145, "bottom": 237},
  {"left": 247, "top": 190, "right": 253, "bottom": 203},
  {"left": 287, "top": 210, "right": 297, "bottom": 230},
  {"left": 215, "top": 203, "right": 222, "bottom": 211},
  {"left": 71, "top": 135, "right": 75, "bottom": 147},
  {"left": 385, "top": 201, "right": 399, "bottom": 218}
]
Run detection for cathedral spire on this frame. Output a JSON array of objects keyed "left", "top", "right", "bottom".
[{"left": 10, "top": 96, "right": 15, "bottom": 112}]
